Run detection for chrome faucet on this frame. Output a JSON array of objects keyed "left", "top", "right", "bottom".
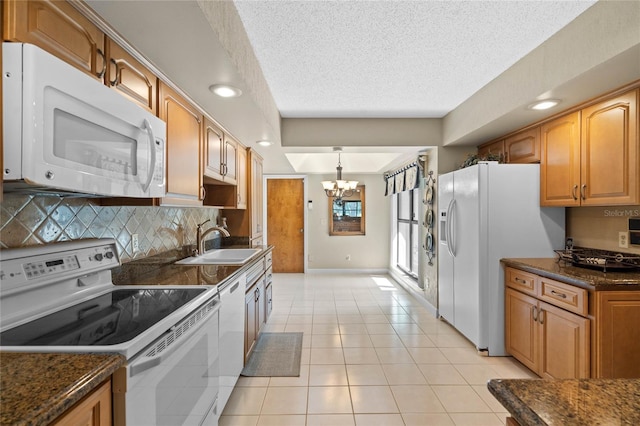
[{"left": 195, "top": 219, "right": 230, "bottom": 256}]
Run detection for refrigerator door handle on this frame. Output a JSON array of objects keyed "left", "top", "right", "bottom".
[
  {"left": 446, "top": 199, "right": 455, "bottom": 257},
  {"left": 449, "top": 199, "right": 457, "bottom": 257}
]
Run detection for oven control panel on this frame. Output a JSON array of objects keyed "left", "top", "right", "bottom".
[{"left": 0, "top": 240, "right": 120, "bottom": 291}]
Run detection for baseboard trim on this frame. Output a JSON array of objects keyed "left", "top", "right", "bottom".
[
  {"left": 388, "top": 269, "right": 438, "bottom": 317},
  {"left": 306, "top": 268, "right": 390, "bottom": 275}
]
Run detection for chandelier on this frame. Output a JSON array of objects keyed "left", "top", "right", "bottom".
[{"left": 322, "top": 148, "right": 358, "bottom": 205}]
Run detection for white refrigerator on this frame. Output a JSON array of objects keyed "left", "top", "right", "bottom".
[{"left": 437, "top": 162, "right": 565, "bottom": 356}]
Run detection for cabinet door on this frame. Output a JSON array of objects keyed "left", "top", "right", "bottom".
[
  {"left": 477, "top": 140, "right": 505, "bottom": 161},
  {"left": 158, "top": 82, "right": 203, "bottom": 205},
  {"left": 52, "top": 379, "right": 111, "bottom": 426},
  {"left": 505, "top": 288, "right": 539, "bottom": 373},
  {"left": 250, "top": 150, "right": 264, "bottom": 240},
  {"left": 204, "top": 118, "right": 225, "bottom": 181},
  {"left": 4, "top": 0, "right": 106, "bottom": 80},
  {"left": 505, "top": 127, "right": 540, "bottom": 163},
  {"left": 105, "top": 39, "right": 157, "bottom": 114},
  {"left": 224, "top": 137, "right": 239, "bottom": 185},
  {"left": 245, "top": 287, "right": 257, "bottom": 360},
  {"left": 265, "top": 282, "right": 273, "bottom": 318},
  {"left": 596, "top": 291, "right": 640, "bottom": 378},
  {"left": 538, "top": 302, "right": 590, "bottom": 379},
  {"left": 540, "top": 111, "right": 581, "bottom": 206},
  {"left": 581, "top": 89, "right": 638, "bottom": 205},
  {"left": 256, "top": 278, "right": 265, "bottom": 335},
  {"left": 236, "top": 147, "right": 248, "bottom": 209}
]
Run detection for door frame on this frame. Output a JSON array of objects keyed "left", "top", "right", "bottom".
[{"left": 263, "top": 174, "right": 308, "bottom": 273}]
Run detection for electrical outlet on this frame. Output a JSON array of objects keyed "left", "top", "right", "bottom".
[
  {"left": 619, "top": 231, "right": 629, "bottom": 248},
  {"left": 132, "top": 234, "right": 140, "bottom": 252},
  {"left": 346, "top": 254, "right": 351, "bottom": 261}
]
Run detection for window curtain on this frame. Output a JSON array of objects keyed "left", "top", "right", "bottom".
[{"left": 384, "top": 161, "right": 421, "bottom": 196}]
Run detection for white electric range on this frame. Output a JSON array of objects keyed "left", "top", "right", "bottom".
[{"left": 0, "top": 238, "right": 220, "bottom": 426}]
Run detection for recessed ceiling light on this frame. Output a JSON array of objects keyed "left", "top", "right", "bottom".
[
  {"left": 209, "top": 84, "right": 242, "bottom": 98},
  {"left": 256, "top": 140, "right": 272, "bottom": 147},
  {"left": 528, "top": 99, "right": 561, "bottom": 110}
]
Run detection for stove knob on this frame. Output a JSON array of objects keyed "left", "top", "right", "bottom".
[
  {"left": 105, "top": 252, "right": 114, "bottom": 259},
  {"left": 94, "top": 253, "right": 104, "bottom": 261}
]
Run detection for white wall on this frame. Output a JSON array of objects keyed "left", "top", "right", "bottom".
[{"left": 307, "top": 173, "right": 390, "bottom": 270}]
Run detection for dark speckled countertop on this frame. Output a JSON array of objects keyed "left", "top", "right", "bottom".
[
  {"left": 112, "top": 245, "right": 273, "bottom": 287},
  {"left": 488, "top": 378, "right": 640, "bottom": 425},
  {"left": 501, "top": 258, "right": 640, "bottom": 290},
  {"left": 0, "top": 352, "right": 125, "bottom": 426}
]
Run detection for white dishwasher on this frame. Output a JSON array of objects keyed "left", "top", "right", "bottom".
[{"left": 218, "top": 273, "right": 246, "bottom": 416}]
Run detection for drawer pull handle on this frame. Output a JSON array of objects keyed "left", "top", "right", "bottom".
[
  {"left": 539, "top": 309, "right": 545, "bottom": 325},
  {"left": 532, "top": 306, "right": 538, "bottom": 321},
  {"left": 550, "top": 290, "right": 567, "bottom": 299},
  {"left": 514, "top": 277, "right": 528, "bottom": 285}
]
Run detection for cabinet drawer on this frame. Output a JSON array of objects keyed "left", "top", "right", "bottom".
[
  {"left": 505, "top": 267, "right": 537, "bottom": 295},
  {"left": 539, "top": 277, "right": 587, "bottom": 316}
]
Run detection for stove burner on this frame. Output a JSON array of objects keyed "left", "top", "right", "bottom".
[{"left": 555, "top": 248, "right": 640, "bottom": 273}]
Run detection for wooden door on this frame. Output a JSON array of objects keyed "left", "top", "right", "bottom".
[
  {"left": 581, "top": 89, "right": 638, "bottom": 205},
  {"left": 505, "top": 288, "right": 539, "bottom": 374},
  {"left": 105, "top": 39, "right": 157, "bottom": 114},
  {"left": 267, "top": 179, "right": 304, "bottom": 273},
  {"left": 504, "top": 127, "right": 540, "bottom": 163},
  {"left": 540, "top": 112, "right": 581, "bottom": 206},
  {"left": 4, "top": 0, "right": 106, "bottom": 80},
  {"left": 538, "top": 302, "right": 590, "bottom": 379},
  {"left": 158, "top": 82, "right": 203, "bottom": 205}
]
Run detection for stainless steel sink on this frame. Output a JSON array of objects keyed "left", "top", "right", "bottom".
[{"left": 175, "top": 248, "right": 260, "bottom": 265}]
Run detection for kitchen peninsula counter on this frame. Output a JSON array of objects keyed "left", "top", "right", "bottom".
[
  {"left": 501, "top": 258, "right": 640, "bottom": 289},
  {"left": 0, "top": 352, "right": 125, "bottom": 426},
  {"left": 488, "top": 378, "right": 640, "bottom": 425}
]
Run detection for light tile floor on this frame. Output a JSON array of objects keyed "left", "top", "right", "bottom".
[{"left": 220, "top": 273, "right": 536, "bottom": 426}]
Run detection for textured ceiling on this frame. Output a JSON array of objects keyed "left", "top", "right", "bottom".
[{"left": 233, "top": 0, "right": 597, "bottom": 118}]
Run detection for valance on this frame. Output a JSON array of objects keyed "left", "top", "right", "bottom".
[{"left": 383, "top": 159, "right": 421, "bottom": 196}]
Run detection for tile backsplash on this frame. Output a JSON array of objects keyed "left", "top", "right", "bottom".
[
  {"left": 566, "top": 206, "right": 640, "bottom": 255},
  {"left": 0, "top": 194, "right": 221, "bottom": 262}
]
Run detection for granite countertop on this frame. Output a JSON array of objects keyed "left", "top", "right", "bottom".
[
  {"left": 0, "top": 352, "right": 125, "bottom": 426},
  {"left": 112, "top": 245, "right": 273, "bottom": 287},
  {"left": 488, "top": 378, "right": 640, "bottom": 425},
  {"left": 501, "top": 258, "right": 640, "bottom": 289}
]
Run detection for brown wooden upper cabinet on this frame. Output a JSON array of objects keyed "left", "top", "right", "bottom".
[
  {"left": 541, "top": 89, "right": 638, "bottom": 206},
  {"left": 3, "top": 0, "right": 106, "bottom": 80},
  {"left": 158, "top": 81, "right": 204, "bottom": 206},
  {"left": 504, "top": 127, "right": 540, "bottom": 163},
  {"left": 249, "top": 149, "right": 264, "bottom": 245},
  {"left": 477, "top": 139, "right": 505, "bottom": 161},
  {"left": 204, "top": 118, "right": 238, "bottom": 185},
  {"left": 202, "top": 118, "right": 247, "bottom": 209},
  {"left": 105, "top": 39, "right": 157, "bottom": 114}
]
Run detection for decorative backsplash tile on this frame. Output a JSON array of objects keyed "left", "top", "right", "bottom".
[{"left": 0, "top": 194, "right": 221, "bottom": 263}]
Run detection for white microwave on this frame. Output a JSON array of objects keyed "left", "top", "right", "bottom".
[{"left": 2, "top": 43, "right": 166, "bottom": 198}]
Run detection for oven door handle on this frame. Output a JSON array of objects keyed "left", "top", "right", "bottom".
[{"left": 129, "top": 301, "right": 219, "bottom": 377}]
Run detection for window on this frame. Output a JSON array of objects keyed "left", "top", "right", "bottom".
[{"left": 395, "top": 189, "right": 419, "bottom": 278}]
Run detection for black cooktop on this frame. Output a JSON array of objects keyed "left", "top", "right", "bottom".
[{"left": 0, "top": 288, "right": 206, "bottom": 346}]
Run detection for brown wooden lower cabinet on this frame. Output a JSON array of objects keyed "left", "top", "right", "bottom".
[
  {"left": 505, "top": 288, "right": 590, "bottom": 378},
  {"left": 505, "top": 266, "right": 640, "bottom": 378},
  {"left": 595, "top": 291, "right": 640, "bottom": 378},
  {"left": 52, "top": 379, "right": 111, "bottom": 426},
  {"left": 505, "top": 417, "right": 521, "bottom": 426}
]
